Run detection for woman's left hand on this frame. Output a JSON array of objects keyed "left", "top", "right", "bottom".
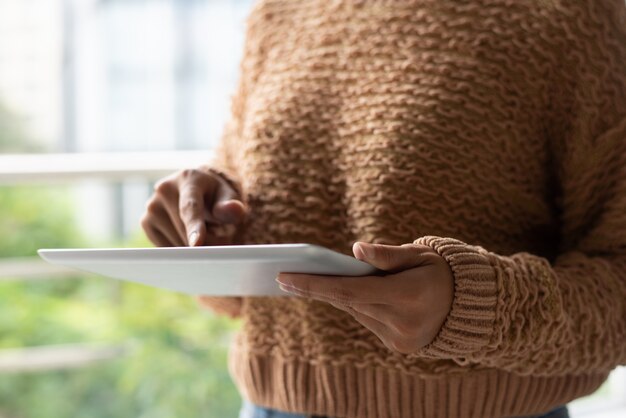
[{"left": 276, "top": 242, "right": 455, "bottom": 354}]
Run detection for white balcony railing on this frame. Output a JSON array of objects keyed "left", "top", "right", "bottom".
[
  {"left": 0, "top": 343, "right": 130, "bottom": 373},
  {"left": 0, "top": 151, "right": 213, "bottom": 184}
]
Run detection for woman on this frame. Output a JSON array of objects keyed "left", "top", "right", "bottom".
[{"left": 141, "top": 1, "right": 626, "bottom": 417}]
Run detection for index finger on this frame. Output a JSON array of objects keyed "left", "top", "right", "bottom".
[
  {"left": 179, "top": 184, "right": 209, "bottom": 246},
  {"left": 276, "top": 273, "right": 394, "bottom": 305}
]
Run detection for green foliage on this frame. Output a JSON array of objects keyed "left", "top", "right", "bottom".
[{"left": 0, "top": 186, "right": 242, "bottom": 417}]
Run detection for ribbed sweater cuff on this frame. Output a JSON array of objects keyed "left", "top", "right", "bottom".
[{"left": 412, "top": 236, "right": 499, "bottom": 360}]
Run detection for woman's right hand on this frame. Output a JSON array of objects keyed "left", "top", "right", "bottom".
[{"left": 141, "top": 166, "right": 247, "bottom": 248}]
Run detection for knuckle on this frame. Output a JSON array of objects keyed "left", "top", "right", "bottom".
[
  {"left": 154, "top": 179, "right": 175, "bottom": 194},
  {"left": 179, "top": 168, "right": 205, "bottom": 181},
  {"left": 408, "top": 243, "right": 425, "bottom": 249},
  {"left": 328, "top": 287, "right": 354, "bottom": 304},
  {"left": 180, "top": 198, "right": 201, "bottom": 214},
  {"left": 205, "top": 169, "right": 221, "bottom": 182},
  {"left": 404, "top": 243, "right": 425, "bottom": 254},
  {"left": 425, "top": 251, "right": 443, "bottom": 263},
  {"left": 395, "top": 289, "right": 417, "bottom": 305},
  {"left": 417, "top": 248, "right": 443, "bottom": 264},
  {"left": 377, "top": 247, "right": 396, "bottom": 270},
  {"left": 145, "top": 198, "right": 161, "bottom": 214},
  {"left": 140, "top": 213, "right": 152, "bottom": 230},
  {"left": 179, "top": 168, "right": 197, "bottom": 178},
  {"left": 425, "top": 252, "right": 450, "bottom": 272}
]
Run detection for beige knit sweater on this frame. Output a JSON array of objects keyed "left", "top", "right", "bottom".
[{"left": 203, "top": 1, "right": 626, "bottom": 417}]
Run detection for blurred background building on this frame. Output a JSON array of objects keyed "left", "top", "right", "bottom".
[{"left": 0, "top": 0, "right": 251, "bottom": 240}]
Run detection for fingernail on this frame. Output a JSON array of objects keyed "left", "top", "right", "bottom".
[
  {"left": 188, "top": 231, "right": 199, "bottom": 246},
  {"left": 278, "top": 282, "right": 303, "bottom": 296},
  {"left": 355, "top": 242, "right": 373, "bottom": 259},
  {"left": 276, "top": 275, "right": 298, "bottom": 291},
  {"left": 278, "top": 283, "right": 295, "bottom": 294},
  {"left": 275, "top": 274, "right": 287, "bottom": 285}
]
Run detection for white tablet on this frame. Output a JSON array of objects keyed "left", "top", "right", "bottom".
[{"left": 38, "top": 244, "right": 379, "bottom": 296}]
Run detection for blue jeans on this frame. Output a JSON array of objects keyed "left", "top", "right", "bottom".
[{"left": 238, "top": 400, "right": 570, "bottom": 418}]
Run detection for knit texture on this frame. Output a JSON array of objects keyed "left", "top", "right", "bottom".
[{"left": 205, "top": 1, "right": 626, "bottom": 417}]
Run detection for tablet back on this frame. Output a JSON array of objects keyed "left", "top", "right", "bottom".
[{"left": 38, "top": 244, "right": 378, "bottom": 296}]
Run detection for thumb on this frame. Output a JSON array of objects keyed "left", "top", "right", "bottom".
[{"left": 352, "top": 242, "right": 434, "bottom": 272}]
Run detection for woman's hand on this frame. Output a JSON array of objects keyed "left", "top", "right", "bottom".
[
  {"left": 140, "top": 166, "right": 247, "bottom": 247},
  {"left": 276, "top": 242, "right": 454, "bottom": 354}
]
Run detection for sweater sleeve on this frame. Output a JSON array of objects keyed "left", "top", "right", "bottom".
[
  {"left": 413, "top": 119, "right": 626, "bottom": 376},
  {"left": 411, "top": 2, "right": 626, "bottom": 376}
]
